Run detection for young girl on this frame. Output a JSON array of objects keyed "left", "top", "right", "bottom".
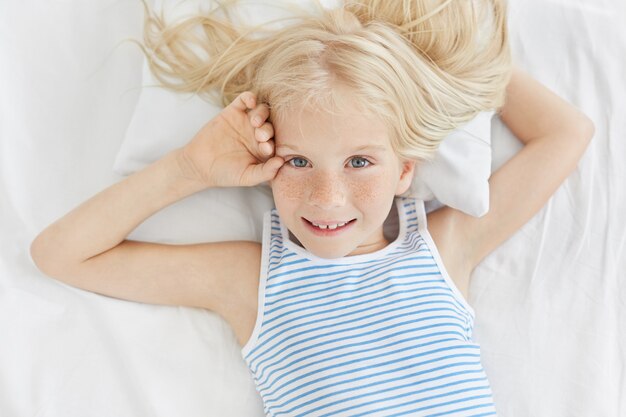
[{"left": 30, "top": 0, "right": 594, "bottom": 415}]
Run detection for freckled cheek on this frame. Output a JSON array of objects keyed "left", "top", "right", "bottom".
[
  {"left": 349, "top": 179, "right": 380, "bottom": 201},
  {"left": 346, "top": 175, "right": 394, "bottom": 202},
  {"left": 271, "top": 172, "right": 307, "bottom": 201}
]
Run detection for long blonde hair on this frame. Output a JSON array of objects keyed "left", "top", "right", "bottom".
[{"left": 139, "top": 0, "right": 512, "bottom": 162}]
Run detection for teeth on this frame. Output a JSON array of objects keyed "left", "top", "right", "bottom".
[{"left": 311, "top": 221, "right": 348, "bottom": 230}]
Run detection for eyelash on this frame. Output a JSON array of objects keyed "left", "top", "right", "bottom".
[{"left": 287, "top": 156, "right": 372, "bottom": 169}]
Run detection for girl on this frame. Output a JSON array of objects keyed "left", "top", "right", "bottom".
[{"left": 30, "top": 0, "right": 594, "bottom": 415}]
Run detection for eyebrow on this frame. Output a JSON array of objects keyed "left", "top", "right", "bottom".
[{"left": 276, "top": 144, "right": 388, "bottom": 153}]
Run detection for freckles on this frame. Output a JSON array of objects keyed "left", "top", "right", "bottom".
[
  {"left": 274, "top": 174, "right": 307, "bottom": 200},
  {"left": 348, "top": 178, "right": 384, "bottom": 201}
]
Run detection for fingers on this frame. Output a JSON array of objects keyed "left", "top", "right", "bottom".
[
  {"left": 248, "top": 101, "right": 275, "bottom": 156},
  {"left": 233, "top": 91, "right": 276, "bottom": 157},
  {"left": 254, "top": 120, "right": 274, "bottom": 139},
  {"left": 241, "top": 156, "right": 285, "bottom": 186},
  {"left": 258, "top": 140, "right": 274, "bottom": 156},
  {"left": 255, "top": 122, "right": 275, "bottom": 149},
  {"left": 232, "top": 91, "right": 256, "bottom": 112},
  {"left": 260, "top": 156, "right": 284, "bottom": 181},
  {"left": 232, "top": 91, "right": 270, "bottom": 131},
  {"left": 250, "top": 104, "right": 271, "bottom": 129},
  {"left": 251, "top": 118, "right": 274, "bottom": 158}
]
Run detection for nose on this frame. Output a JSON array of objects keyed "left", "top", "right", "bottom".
[{"left": 307, "top": 171, "right": 346, "bottom": 209}]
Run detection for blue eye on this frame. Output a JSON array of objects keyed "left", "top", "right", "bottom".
[
  {"left": 289, "top": 157, "right": 309, "bottom": 168},
  {"left": 349, "top": 157, "right": 370, "bottom": 168}
]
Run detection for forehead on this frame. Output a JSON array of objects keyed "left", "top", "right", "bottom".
[{"left": 274, "top": 105, "right": 391, "bottom": 150}]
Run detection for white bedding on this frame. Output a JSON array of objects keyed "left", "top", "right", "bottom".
[{"left": 1, "top": 0, "right": 625, "bottom": 416}]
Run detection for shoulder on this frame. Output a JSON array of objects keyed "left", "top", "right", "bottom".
[
  {"left": 192, "top": 240, "right": 263, "bottom": 316},
  {"left": 216, "top": 241, "right": 262, "bottom": 311},
  {"left": 213, "top": 241, "right": 262, "bottom": 347}
]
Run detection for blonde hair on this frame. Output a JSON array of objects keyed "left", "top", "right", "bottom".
[{"left": 139, "top": 0, "right": 512, "bottom": 162}]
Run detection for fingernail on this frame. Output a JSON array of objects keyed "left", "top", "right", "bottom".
[{"left": 253, "top": 116, "right": 262, "bottom": 125}]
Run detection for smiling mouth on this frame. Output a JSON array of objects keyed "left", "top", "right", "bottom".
[{"left": 303, "top": 218, "right": 356, "bottom": 231}]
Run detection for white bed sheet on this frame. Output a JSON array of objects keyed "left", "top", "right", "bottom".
[{"left": 1, "top": 0, "right": 624, "bottom": 416}]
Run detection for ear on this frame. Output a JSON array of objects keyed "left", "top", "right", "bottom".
[{"left": 395, "top": 159, "right": 416, "bottom": 195}]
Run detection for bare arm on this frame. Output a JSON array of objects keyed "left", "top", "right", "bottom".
[
  {"left": 30, "top": 91, "right": 282, "bottom": 312},
  {"left": 30, "top": 149, "right": 255, "bottom": 310},
  {"left": 429, "top": 68, "right": 594, "bottom": 281},
  {"left": 31, "top": 149, "right": 206, "bottom": 270}
]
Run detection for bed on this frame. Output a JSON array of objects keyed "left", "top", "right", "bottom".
[{"left": 1, "top": 0, "right": 624, "bottom": 416}]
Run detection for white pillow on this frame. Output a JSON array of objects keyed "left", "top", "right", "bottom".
[
  {"left": 408, "top": 111, "right": 494, "bottom": 217},
  {"left": 115, "top": 0, "right": 494, "bottom": 218}
]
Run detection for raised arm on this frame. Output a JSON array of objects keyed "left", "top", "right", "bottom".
[
  {"left": 428, "top": 68, "right": 594, "bottom": 286},
  {"left": 461, "top": 68, "right": 594, "bottom": 268},
  {"left": 30, "top": 92, "right": 282, "bottom": 316}
]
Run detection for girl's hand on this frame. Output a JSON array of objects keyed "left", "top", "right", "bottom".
[{"left": 178, "top": 91, "right": 284, "bottom": 188}]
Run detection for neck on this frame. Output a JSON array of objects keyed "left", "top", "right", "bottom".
[{"left": 347, "top": 236, "right": 390, "bottom": 256}]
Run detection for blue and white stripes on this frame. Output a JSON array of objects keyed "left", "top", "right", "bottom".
[{"left": 241, "top": 197, "right": 496, "bottom": 416}]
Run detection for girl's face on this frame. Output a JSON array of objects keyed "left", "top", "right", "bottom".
[{"left": 271, "top": 104, "right": 415, "bottom": 259}]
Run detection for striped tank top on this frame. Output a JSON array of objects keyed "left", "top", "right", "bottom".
[{"left": 241, "top": 196, "right": 496, "bottom": 416}]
